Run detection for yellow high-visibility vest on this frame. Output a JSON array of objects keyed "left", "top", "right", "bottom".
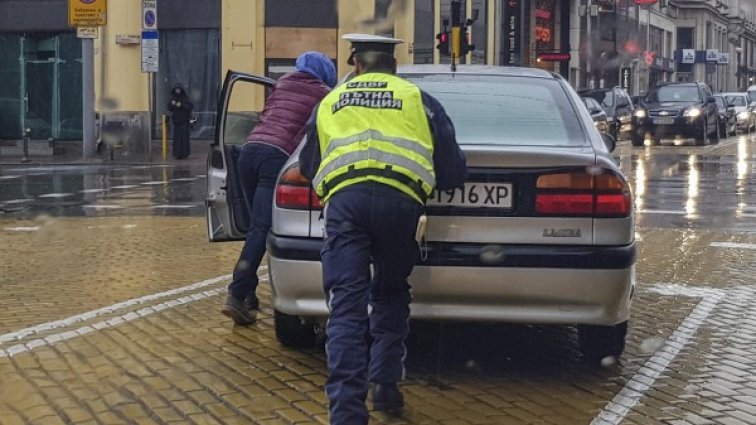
[{"left": 313, "top": 73, "right": 435, "bottom": 204}]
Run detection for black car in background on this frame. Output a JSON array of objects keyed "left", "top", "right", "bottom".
[
  {"left": 713, "top": 94, "right": 737, "bottom": 138},
  {"left": 578, "top": 87, "right": 634, "bottom": 141},
  {"left": 631, "top": 82, "right": 719, "bottom": 146},
  {"left": 582, "top": 96, "right": 610, "bottom": 136}
]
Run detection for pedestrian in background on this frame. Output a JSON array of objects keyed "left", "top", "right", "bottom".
[
  {"left": 221, "top": 51, "right": 336, "bottom": 326},
  {"left": 167, "top": 86, "right": 193, "bottom": 160},
  {"left": 300, "top": 34, "right": 467, "bottom": 424}
]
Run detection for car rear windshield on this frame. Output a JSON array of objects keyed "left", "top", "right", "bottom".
[
  {"left": 582, "top": 90, "right": 614, "bottom": 108},
  {"left": 726, "top": 95, "right": 747, "bottom": 106},
  {"left": 405, "top": 74, "right": 586, "bottom": 146},
  {"left": 647, "top": 85, "right": 701, "bottom": 103}
]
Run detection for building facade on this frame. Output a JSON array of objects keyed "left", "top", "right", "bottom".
[{"left": 0, "top": 0, "right": 573, "bottom": 145}]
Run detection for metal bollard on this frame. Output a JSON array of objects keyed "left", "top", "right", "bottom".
[{"left": 21, "top": 127, "right": 31, "bottom": 163}]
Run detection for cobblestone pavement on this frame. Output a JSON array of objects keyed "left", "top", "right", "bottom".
[{"left": 0, "top": 135, "right": 754, "bottom": 424}]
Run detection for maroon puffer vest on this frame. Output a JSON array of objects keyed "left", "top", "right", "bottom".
[{"left": 246, "top": 71, "right": 331, "bottom": 155}]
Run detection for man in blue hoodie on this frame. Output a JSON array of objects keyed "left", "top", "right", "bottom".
[{"left": 221, "top": 51, "right": 336, "bottom": 326}]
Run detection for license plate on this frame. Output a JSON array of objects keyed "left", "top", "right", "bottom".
[
  {"left": 428, "top": 183, "right": 513, "bottom": 209},
  {"left": 653, "top": 117, "right": 675, "bottom": 125}
]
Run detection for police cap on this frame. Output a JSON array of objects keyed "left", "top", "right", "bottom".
[{"left": 343, "top": 33, "right": 404, "bottom": 66}]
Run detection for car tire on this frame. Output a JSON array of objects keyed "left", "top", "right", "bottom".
[
  {"left": 695, "top": 123, "right": 708, "bottom": 146},
  {"left": 274, "top": 309, "right": 317, "bottom": 348},
  {"left": 578, "top": 321, "right": 628, "bottom": 365}
]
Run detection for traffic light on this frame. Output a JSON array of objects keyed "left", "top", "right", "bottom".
[
  {"left": 460, "top": 22, "right": 475, "bottom": 56},
  {"left": 436, "top": 31, "right": 450, "bottom": 56}
]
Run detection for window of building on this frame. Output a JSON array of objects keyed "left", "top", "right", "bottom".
[
  {"left": 414, "top": 0, "right": 435, "bottom": 64},
  {"left": 265, "top": 0, "right": 337, "bottom": 28}
]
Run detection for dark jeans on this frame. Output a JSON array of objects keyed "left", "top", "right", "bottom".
[
  {"left": 228, "top": 143, "right": 288, "bottom": 300},
  {"left": 321, "top": 183, "right": 423, "bottom": 425}
]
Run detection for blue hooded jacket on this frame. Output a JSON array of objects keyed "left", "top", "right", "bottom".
[{"left": 295, "top": 51, "right": 337, "bottom": 88}]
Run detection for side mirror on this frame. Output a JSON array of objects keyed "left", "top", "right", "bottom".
[{"left": 601, "top": 133, "right": 616, "bottom": 152}]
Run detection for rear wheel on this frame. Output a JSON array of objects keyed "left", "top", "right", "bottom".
[
  {"left": 578, "top": 321, "right": 628, "bottom": 365},
  {"left": 274, "top": 309, "right": 317, "bottom": 348}
]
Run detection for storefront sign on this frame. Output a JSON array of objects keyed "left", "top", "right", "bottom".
[
  {"left": 68, "top": 0, "right": 107, "bottom": 27},
  {"left": 535, "top": 0, "right": 556, "bottom": 59},
  {"left": 504, "top": 0, "right": 521, "bottom": 66},
  {"left": 681, "top": 49, "right": 695, "bottom": 64},
  {"left": 537, "top": 52, "right": 571, "bottom": 62}
]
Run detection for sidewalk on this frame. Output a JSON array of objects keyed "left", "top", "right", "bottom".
[{"left": 0, "top": 139, "right": 211, "bottom": 167}]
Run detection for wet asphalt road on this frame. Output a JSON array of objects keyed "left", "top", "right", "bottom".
[{"left": 0, "top": 135, "right": 755, "bottom": 424}]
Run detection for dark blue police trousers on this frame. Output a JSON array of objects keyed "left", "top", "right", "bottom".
[{"left": 321, "top": 182, "right": 423, "bottom": 425}]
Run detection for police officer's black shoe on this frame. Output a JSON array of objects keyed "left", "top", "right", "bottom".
[
  {"left": 372, "top": 383, "right": 404, "bottom": 415},
  {"left": 221, "top": 295, "right": 256, "bottom": 326}
]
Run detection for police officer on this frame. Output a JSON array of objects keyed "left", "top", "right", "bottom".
[{"left": 300, "top": 34, "right": 467, "bottom": 424}]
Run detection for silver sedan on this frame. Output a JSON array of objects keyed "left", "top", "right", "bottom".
[{"left": 207, "top": 65, "right": 636, "bottom": 364}]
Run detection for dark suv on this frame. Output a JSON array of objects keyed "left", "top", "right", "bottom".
[
  {"left": 631, "top": 82, "right": 719, "bottom": 146},
  {"left": 578, "top": 87, "right": 634, "bottom": 141}
]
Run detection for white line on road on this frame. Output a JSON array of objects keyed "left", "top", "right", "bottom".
[
  {"left": 710, "top": 242, "right": 756, "bottom": 250},
  {"left": 0, "top": 273, "right": 237, "bottom": 345},
  {"left": 0, "top": 268, "right": 269, "bottom": 357},
  {"left": 637, "top": 209, "right": 687, "bottom": 215},
  {"left": 3, "top": 226, "right": 40, "bottom": 232},
  {"left": 591, "top": 289, "right": 723, "bottom": 425},
  {"left": 38, "top": 193, "right": 74, "bottom": 198}
]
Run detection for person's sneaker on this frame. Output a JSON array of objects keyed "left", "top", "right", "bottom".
[
  {"left": 221, "top": 295, "right": 255, "bottom": 326},
  {"left": 245, "top": 294, "right": 260, "bottom": 312},
  {"left": 372, "top": 383, "right": 404, "bottom": 415}
]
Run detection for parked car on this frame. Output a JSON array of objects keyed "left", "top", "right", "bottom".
[
  {"left": 206, "top": 66, "right": 636, "bottom": 364},
  {"left": 582, "top": 96, "right": 610, "bottom": 136},
  {"left": 631, "top": 81, "right": 720, "bottom": 146},
  {"left": 721, "top": 92, "right": 755, "bottom": 134},
  {"left": 578, "top": 87, "right": 634, "bottom": 141},
  {"left": 713, "top": 94, "right": 737, "bottom": 138},
  {"left": 747, "top": 85, "right": 756, "bottom": 104}
]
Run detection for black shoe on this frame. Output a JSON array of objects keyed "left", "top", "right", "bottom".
[
  {"left": 245, "top": 294, "right": 260, "bottom": 311},
  {"left": 372, "top": 383, "right": 404, "bottom": 415},
  {"left": 221, "top": 295, "right": 256, "bottom": 326}
]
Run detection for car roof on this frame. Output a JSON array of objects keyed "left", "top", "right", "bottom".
[{"left": 397, "top": 64, "right": 559, "bottom": 79}]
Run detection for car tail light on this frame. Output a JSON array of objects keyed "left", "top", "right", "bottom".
[
  {"left": 275, "top": 165, "right": 322, "bottom": 210},
  {"left": 535, "top": 171, "right": 631, "bottom": 217}
]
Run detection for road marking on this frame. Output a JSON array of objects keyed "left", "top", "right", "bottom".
[
  {"left": 0, "top": 272, "right": 248, "bottom": 345},
  {"left": 2, "top": 199, "right": 33, "bottom": 204},
  {"left": 591, "top": 286, "right": 723, "bottom": 425},
  {"left": 0, "top": 175, "right": 21, "bottom": 180},
  {"left": 140, "top": 181, "right": 167, "bottom": 186},
  {"left": 0, "top": 269, "right": 269, "bottom": 358},
  {"left": 710, "top": 242, "right": 756, "bottom": 250},
  {"left": 637, "top": 209, "right": 687, "bottom": 215},
  {"left": 82, "top": 204, "right": 124, "bottom": 209},
  {"left": 38, "top": 193, "right": 74, "bottom": 198},
  {"left": 3, "top": 226, "right": 40, "bottom": 232},
  {"left": 151, "top": 204, "right": 199, "bottom": 209},
  {"left": 79, "top": 188, "right": 108, "bottom": 194},
  {"left": 110, "top": 185, "right": 139, "bottom": 189}
]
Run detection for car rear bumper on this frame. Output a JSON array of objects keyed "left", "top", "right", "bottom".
[{"left": 267, "top": 234, "right": 635, "bottom": 325}]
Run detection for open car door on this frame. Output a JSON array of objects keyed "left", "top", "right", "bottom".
[{"left": 206, "top": 71, "right": 276, "bottom": 242}]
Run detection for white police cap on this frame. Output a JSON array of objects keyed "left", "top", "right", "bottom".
[{"left": 343, "top": 33, "right": 404, "bottom": 65}]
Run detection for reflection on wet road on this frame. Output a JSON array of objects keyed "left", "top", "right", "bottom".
[
  {"left": 616, "top": 134, "right": 756, "bottom": 231},
  {"left": 0, "top": 164, "right": 207, "bottom": 217}
]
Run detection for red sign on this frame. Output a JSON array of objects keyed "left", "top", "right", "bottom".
[
  {"left": 537, "top": 52, "right": 571, "bottom": 62},
  {"left": 633, "top": 0, "right": 658, "bottom": 5},
  {"left": 644, "top": 51, "right": 656, "bottom": 66}
]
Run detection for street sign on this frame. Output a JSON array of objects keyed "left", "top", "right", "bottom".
[
  {"left": 620, "top": 67, "right": 633, "bottom": 94},
  {"left": 142, "top": 0, "right": 158, "bottom": 30},
  {"left": 706, "top": 49, "right": 720, "bottom": 62},
  {"left": 76, "top": 27, "right": 99, "bottom": 39},
  {"left": 68, "top": 0, "right": 107, "bottom": 27},
  {"left": 141, "top": 30, "right": 159, "bottom": 73},
  {"left": 718, "top": 53, "right": 730, "bottom": 64},
  {"left": 681, "top": 49, "right": 695, "bottom": 64}
]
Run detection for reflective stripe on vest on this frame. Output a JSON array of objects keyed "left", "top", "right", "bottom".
[{"left": 313, "top": 73, "right": 434, "bottom": 204}]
